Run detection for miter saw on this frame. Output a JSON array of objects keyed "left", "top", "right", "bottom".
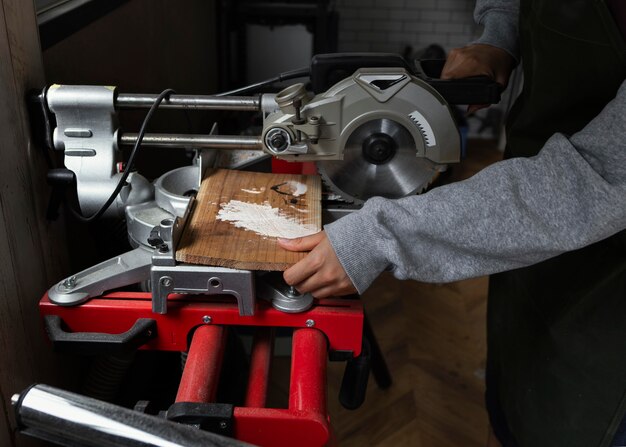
[
  {"left": 13, "top": 53, "right": 501, "bottom": 447},
  {"left": 35, "top": 53, "right": 499, "bottom": 316}
]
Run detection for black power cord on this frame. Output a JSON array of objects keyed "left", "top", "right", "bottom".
[
  {"left": 68, "top": 88, "right": 176, "bottom": 222},
  {"left": 215, "top": 67, "right": 310, "bottom": 96},
  {"left": 66, "top": 66, "right": 311, "bottom": 222}
]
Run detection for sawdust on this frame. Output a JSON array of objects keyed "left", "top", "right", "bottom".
[{"left": 216, "top": 200, "right": 318, "bottom": 239}]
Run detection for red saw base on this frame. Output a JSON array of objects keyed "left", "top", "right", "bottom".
[{"left": 39, "top": 292, "right": 364, "bottom": 447}]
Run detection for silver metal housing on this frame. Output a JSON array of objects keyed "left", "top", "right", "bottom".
[
  {"left": 261, "top": 68, "right": 461, "bottom": 165},
  {"left": 47, "top": 84, "right": 128, "bottom": 217}
]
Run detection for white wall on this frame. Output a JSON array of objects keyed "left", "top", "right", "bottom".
[{"left": 335, "top": 0, "right": 481, "bottom": 55}]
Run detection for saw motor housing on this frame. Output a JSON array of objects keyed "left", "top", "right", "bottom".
[
  {"left": 262, "top": 67, "right": 460, "bottom": 164},
  {"left": 262, "top": 67, "right": 461, "bottom": 202}
]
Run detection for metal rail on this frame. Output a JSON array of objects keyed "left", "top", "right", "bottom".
[
  {"left": 119, "top": 133, "right": 264, "bottom": 150},
  {"left": 115, "top": 93, "right": 261, "bottom": 111}
]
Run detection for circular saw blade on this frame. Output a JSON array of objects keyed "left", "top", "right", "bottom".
[{"left": 317, "top": 118, "right": 439, "bottom": 204}]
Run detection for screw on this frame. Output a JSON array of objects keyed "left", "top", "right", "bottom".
[
  {"left": 292, "top": 98, "right": 306, "bottom": 125},
  {"left": 202, "top": 315, "right": 212, "bottom": 324},
  {"left": 305, "top": 319, "right": 315, "bottom": 327},
  {"left": 11, "top": 394, "right": 19, "bottom": 406},
  {"left": 219, "top": 421, "right": 228, "bottom": 430},
  {"left": 158, "top": 243, "right": 169, "bottom": 253},
  {"left": 160, "top": 277, "right": 172, "bottom": 287},
  {"left": 62, "top": 276, "right": 77, "bottom": 290},
  {"left": 288, "top": 285, "right": 300, "bottom": 297}
]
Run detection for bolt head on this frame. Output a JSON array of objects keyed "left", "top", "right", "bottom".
[
  {"left": 265, "top": 128, "right": 290, "bottom": 153},
  {"left": 160, "top": 277, "right": 172, "bottom": 287},
  {"left": 62, "top": 276, "right": 77, "bottom": 290},
  {"left": 202, "top": 315, "right": 212, "bottom": 324},
  {"left": 219, "top": 421, "right": 228, "bottom": 429},
  {"left": 158, "top": 245, "right": 169, "bottom": 253},
  {"left": 305, "top": 319, "right": 315, "bottom": 327},
  {"left": 271, "top": 134, "right": 285, "bottom": 145}
]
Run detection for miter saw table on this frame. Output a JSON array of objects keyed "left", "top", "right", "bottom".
[{"left": 14, "top": 53, "right": 501, "bottom": 447}]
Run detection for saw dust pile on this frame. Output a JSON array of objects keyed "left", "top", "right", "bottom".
[
  {"left": 176, "top": 169, "right": 321, "bottom": 270},
  {"left": 216, "top": 200, "right": 318, "bottom": 239}
]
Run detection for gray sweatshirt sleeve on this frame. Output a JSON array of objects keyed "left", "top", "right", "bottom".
[
  {"left": 324, "top": 81, "right": 626, "bottom": 294},
  {"left": 472, "top": 0, "right": 520, "bottom": 61}
]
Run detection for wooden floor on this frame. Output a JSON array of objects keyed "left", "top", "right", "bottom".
[
  {"left": 326, "top": 275, "right": 490, "bottom": 446},
  {"left": 324, "top": 140, "right": 503, "bottom": 446}
]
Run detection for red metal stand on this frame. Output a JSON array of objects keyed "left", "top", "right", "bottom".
[
  {"left": 39, "top": 292, "right": 363, "bottom": 447},
  {"left": 40, "top": 293, "right": 362, "bottom": 355}
]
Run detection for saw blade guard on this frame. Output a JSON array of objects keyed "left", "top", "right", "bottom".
[{"left": 262, "top": 67, "right": 460, "bottom": 202}]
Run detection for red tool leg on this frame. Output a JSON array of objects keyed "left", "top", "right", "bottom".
[
  {"left": 289, "top": 328, "right": 327, "bottom": 414},
  {"left": 245, "top": 328, "right": 274, "bottom": 408},
  {"left": 176, "top": 325, "right": 227, "bottom": 403},
  {"left": 235, "top": 328, "right": 331, "bottom": 447}
]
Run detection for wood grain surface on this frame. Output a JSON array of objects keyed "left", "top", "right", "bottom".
[
  {"left": 0, "top": 1, "right": 79, "bottom": 445},
  {"left": 176, "top": 169, "right": 321, "bottom": 270}
]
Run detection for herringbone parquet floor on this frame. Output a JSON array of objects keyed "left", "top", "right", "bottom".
[{"left": 326, "top": 275, "right": 490, "bottom": 446}]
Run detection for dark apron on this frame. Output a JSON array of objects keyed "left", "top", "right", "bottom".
[{"left": 486, "top": 1, "right": 626, "bottom": 446}]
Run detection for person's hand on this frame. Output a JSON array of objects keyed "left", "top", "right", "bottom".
[
  {"left": 278, "top": 231, "right": 357, "bottom": 298},
  {"left": 441, "top": 43, "right": 515, "bottom": 113}
]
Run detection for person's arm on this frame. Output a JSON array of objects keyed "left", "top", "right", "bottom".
[
  {"left": 441, "top": 0, "right": 519, "bottom": 112},
  {"left": 472, "top": 0, "right": 520, "bottom": 62},
  {"left": 281, "top": 82, "right": 626, "bottom": 296}
]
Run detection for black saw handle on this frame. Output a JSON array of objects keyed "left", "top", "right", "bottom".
[
  {"left": 416, "top": 58, "right": 502, "bottom": 105},
  {"left": 310, "top": 53, "right": 502, "bottom": 105}
]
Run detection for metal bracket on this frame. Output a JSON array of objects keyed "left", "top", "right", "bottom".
[
  {"left": 47, "top": 84, "right": 124, "bottom": 218},
  {"left": 151, "top": 265, "right": 255, "bottom": 315},
  {"left": 48, "top": 247, "right": 153, "bottom": 306}
]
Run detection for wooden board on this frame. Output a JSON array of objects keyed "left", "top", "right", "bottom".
[{"left": 176, "top": 169, "right": 321, "bottom": 270}]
